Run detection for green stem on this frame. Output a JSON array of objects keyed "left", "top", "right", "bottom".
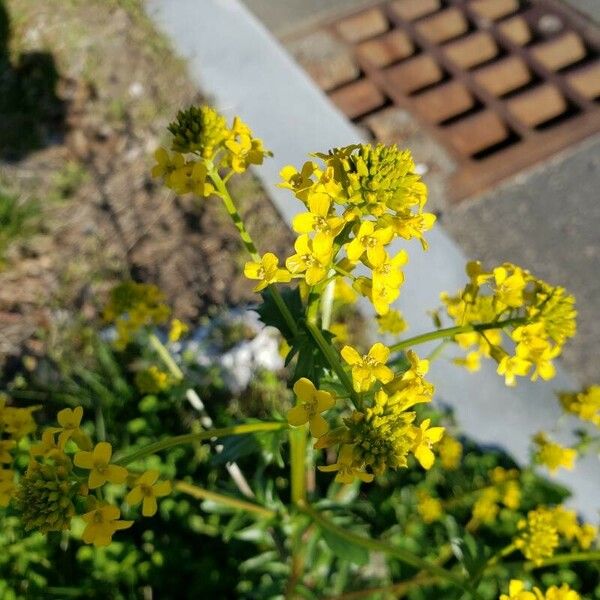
[
  {"left": 525, "top": 550, "right": 600, "bottom": 570},
  {"left": 148, "top": 333, "right": 184, "bottom": 380},
  {"left": 299, "top": 501, "right": 481, "bottom": 599},
  {"left": 115, "top": 421, "right": 287, "bottom": 466},
  {"left": 209, "top": 168, "right": 260, "bottom": 261},
  {"left": 305, "top": 321, "right": 359, "bottom": 405},
  {"left": 390, "top": 318, "right": 526, "bottom": 353},
  {"left": 269, "top": 286, "right": 299, "bottom": 338},
  {"left": 174, "top": 480, "right": 275, "bottom": 519},
  {"left": 289, "top": 425, "right": 307, "bottom": 506}
]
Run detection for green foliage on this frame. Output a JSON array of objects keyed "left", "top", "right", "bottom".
[{"left": 0, "top": 186, "right": 39, "bottom": 263}]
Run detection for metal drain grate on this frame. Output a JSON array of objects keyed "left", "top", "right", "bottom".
[{"left": 285, "top": 0, "right": 600, "bottom": 201}]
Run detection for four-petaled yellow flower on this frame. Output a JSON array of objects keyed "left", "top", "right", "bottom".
[
  {"left": 286, "top": 233, "right": 333, "bottom": 285},
  {"left": 49, "top": 406, "right": 92, "bottom": 450},
  {"left": 151, "top": 147, "right": 185, "bottom": 184},
  {"left": 500, "top": 580, "right": 538, "bottom": 600},
  {"left": 74, "top": 442, "right": 128, "bottom": 489},
  {"left": 346, "top": 221, "right": 393, "bottom": 265},
  {"left": 341, "top": 343, "right": 393, "bottom": 392},
  {"left": 497, "top": 354, "right": 531, "bottom": 387},
  {"left": 411, "top": 419, "right": 444, "bottom": 470},
  {"left": 244, "top": 253, "right": 292, "bottom": 291},
  {"left": 81, "top": 503, "right": 133, "bottom": 547},
  {"left": 493, "top": 265, "right": 526, "bottom": 309},
  {"left": 292, "top": 195, "right": 343, "bottom": 239},
  {"left": 318, "top": 445, "right": 374, "bottom": 484},
  {"left": 287, "top": 378, "right": 335, "bottom": 438},
  {"left": 126, "top": 470, "right": 172, "bottom": 517},
  {"left": 170, "top": 161, "right": 214, "bottom": 197},
  {"left": 533, "top": 432, "right": 577, "bottom": 474}
]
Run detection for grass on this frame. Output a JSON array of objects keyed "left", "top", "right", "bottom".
[{"left": 0, "top": 186, "right": 40, "bottom": 263}]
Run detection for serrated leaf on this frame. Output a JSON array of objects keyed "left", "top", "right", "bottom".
[{"left": 321, "top": 528, "right": 369, "bottom": 566}]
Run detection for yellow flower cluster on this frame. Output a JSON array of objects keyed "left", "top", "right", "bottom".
[
  {"left": 515, "top": 506, "right": 597, "bottom": 564},
  {"left": 13, "top": 407, "right": 171, "bottom": 547},
  {"left": 103, "top": 281, "right": 171, "bottom": 349},
  {"left": 533, "top": 432, "right": 577, "bottom": 474},
  {"left": 0, "top": 396, "right": 37, "bottom": 507},
  {"left": 442, "top": 262, "right": 576, "bottom": 386},
  {"left": 559, "top": 385, "right": 600, "bottom": 427},
  {"left": 437, "top": 434, "right": 463, "bottom": 470},
  {"left": 471, "top": 467, "right": 521, "bottom": 526},
  {"left": 500, "top": 580, "right": 580, "bottom": 600},
  {"left": 416, "top": 490, "right": 443, "bottom": 524},
  {"left": 135, "top": 365, "right": 172, "bottom": 394},
  {"left": 286, "top": 348, "right": 444, "bottom": 483},
  {"left": 153, "top": 106, "right": 271, "bottom": 196},
  {"left": 245, "top": 144, "right": 434, "bottom": 312}
]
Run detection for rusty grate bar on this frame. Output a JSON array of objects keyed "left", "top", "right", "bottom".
[{"left": 284, "top": 0, "right": 600, "bottom": 202}]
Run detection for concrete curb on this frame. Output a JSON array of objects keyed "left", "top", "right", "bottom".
[{"left": 146, "top": 0, "right": 598, "bottom": 521}]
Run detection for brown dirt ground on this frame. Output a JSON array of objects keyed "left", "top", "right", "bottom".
[{"left": 0, "top": 0, "right": 293, "bottom": 362}]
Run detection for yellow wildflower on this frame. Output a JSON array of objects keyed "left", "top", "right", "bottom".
[
  {"left": 30, "top": 430, "right": 63, "bottom": 459},
  {"left": 318, "top": 444, "right": 374, "bottom": 484},
  {"left": 497, "top": 354, "right": 531, "bottom": 387},
  {"left": 341, "top": 342, "right": 394, "bottom": 392},
  {"left": 515, "top": 507, "right": 559, "bottom": 564},
  {"left": 453, "top": 351, "right": 481, "bottom": 373},
  {"left": 0, "top": 468, "right": 15, "bottom": 507},
  {"left": 292, "top": 194, "right": 343, "bottom": 239},
  {"left": 559, "top": 385, "right": 600, "bottom": 426},
  {"left": 126, "top": 470, "right": 172, "bottom": 517},
  {"left": 225, "top": 116, "right": 271, "bottom": 173},
  {"left": 151, "top": 147, "right": 185, "bottom": 184},
  {"left": 472, "top": 488, "right": 500, "bottom": 524},
  {"left": 0, "top": 440, "right": 15, "bottom": 464},
  {"left": 533, "top": 432, "right": 577, "bottom": 474},
  {"left": 168, "top": 105, "right": 230, "bottom": 158},
  {"left": 438, "top": 435, "right": 462, "bottom": 470},
  {"left": 81, "top": 503, "right": 133, "bottom": 547},
  {"left": 499, "top": 580, "right": 538, "bottom": 600},
  {"left": 49, "top": 406, "right": 92, "bottom": 450},
  {"left": 1, "top": 405, "right": 37, "bottom": 439},
  {"left": 410, "top": 419, "right": 444, "bottom": 470},
  {"left": 135, "top": 366, "right": 171, "bottom": 394},
  {"left": 333, "top": 278, "right": 357, "bottom": 305},
  {"left": 285, "top": 233, "right": 333, "bottom": 285},
  {"left": 170, "top": 161, "right": 214, "bottom": 197},
  {"left": 416, "top": 491, "right": 443, "bottom": 524},
  {"left": 493, "top": 264, "right": 527, "bottom": 309},
  {"left": 168, "top": 318, "right": 189, "bottom": 343},
  {"left": 244, "top": 252, "right": 292, "bottom": 291},
  {"left": 287, "top": 378, "right": 335, "bottom": 438},
  {"left": 346, "top": 221, "right": 393, "bottom": 265},
  {"left": 544, "top": 585, "right": 580, "bottom": 600},
  {"left": 74, "top": 442, "right": 128, "bottom": 490},
  {"left": 377, "top": 308, "right": 407, "bottom": 335}
]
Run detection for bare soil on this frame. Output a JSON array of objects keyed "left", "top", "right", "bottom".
[{"left": 0, "top": 0, "right": 293, "bottom": 362}]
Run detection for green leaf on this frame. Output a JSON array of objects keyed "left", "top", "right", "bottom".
[
  {"left": 257, "top": 286, "right": 303, "bottom": 343},
  {"left": 321, "top": 528, "right": 369, "bottom": 566}
]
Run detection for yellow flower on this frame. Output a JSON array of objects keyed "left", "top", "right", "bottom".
[
  {"left": 151, "top": 147, "right": 185, "bottom": 184},
  {"left": 224, "top": 116, "right": 271, "bottom": 173},
  {"left": 170, "top": 161, "right": 215, "bottom": 197},
  {"left": 371, "top": 250, "right": 407, "bottom": 290},
  {"left": 453, "top": 351, "right": 481, "bottom": 373},
  {"left": 74, "top": 442, "right": 128, "bottom": 489},
  {"left": 0, "top": 440, "right": 16, "bottom": 464},
  {"left": 533, "top": 432, "right": 577, "bottom": 474},
  {"left": 346, "top": 221, "right": 393, "bottom": 265},
  {"left": 416, "top": 491, "right": 443, "bottom": 524},
  {"left": 559, "top": 385, "right": 600, "bottom": 426},
  {"left": 244, "top": 252, "right": 292, "bottom": 292},
  {"left": 377, "top": 308, "right": 407, "bottom": 335},
  {"left": 49, "top": 406, "right": 92, "bottom": 450},
  {"left": 30, "top": 430, "right": 63, "bottom": 458},
  {"left": 472, "top": 488, "right": 500, "bottom": 524},
  {"left": 135, "top": 366, "right": 171, "bottom": 394},
  {"left": 126, "top": 470, "right": 172, "bottom": 517},
  {"left": 341, "top": 343, "right": 394, "bottom": 392},
  {"left": 544, "top": 585, "right": 580, "bottom": 600},
  {"left": 286, "top": 234, "right": 333, "bottom": 285},
  {"left": 329, "top": 322, "right": 350, "bottom": 345},
  {"left": 410, "top": 419, "right": 444, "bottom": 470},
  {"left": 1, "top": 405, "right": 38, "bottom": 439},
  {"left": 438, "top": 435, "right": 462, "bottom": 470},
  {"left": 497, "top": 354, "right": 531, "bottom": 387},
  {"left": 0, "top": 468, "right": 15, "bottom": 507},
  {"left": 333, "top": 278, "right": 357, "bottom": 305},
  {"left": 381, "top": 211, "right": 436, "bottom": 250},
  {"left": 493, "top": 264, "right": 527, "bottom": 309},
  {"left": 292, "top": 194, "right": 343, "bottom": 239},
  {"left": 287, "top": 378, "right": 335, "bottom": 438},
  {"left": 318, "top": 444, "right": 374, "bottom": 484},
  {"left": 82, "top": 503, "right": 133, "bottom": 547},
  {"left": 515, "top": 507, "right": 559, "bottom": 564},
  {"left": 168, "top": 318, "right": 189, "bottom": 343},
  {"left": 499, "top": 580, "right": 539, "bottom": 600}
]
